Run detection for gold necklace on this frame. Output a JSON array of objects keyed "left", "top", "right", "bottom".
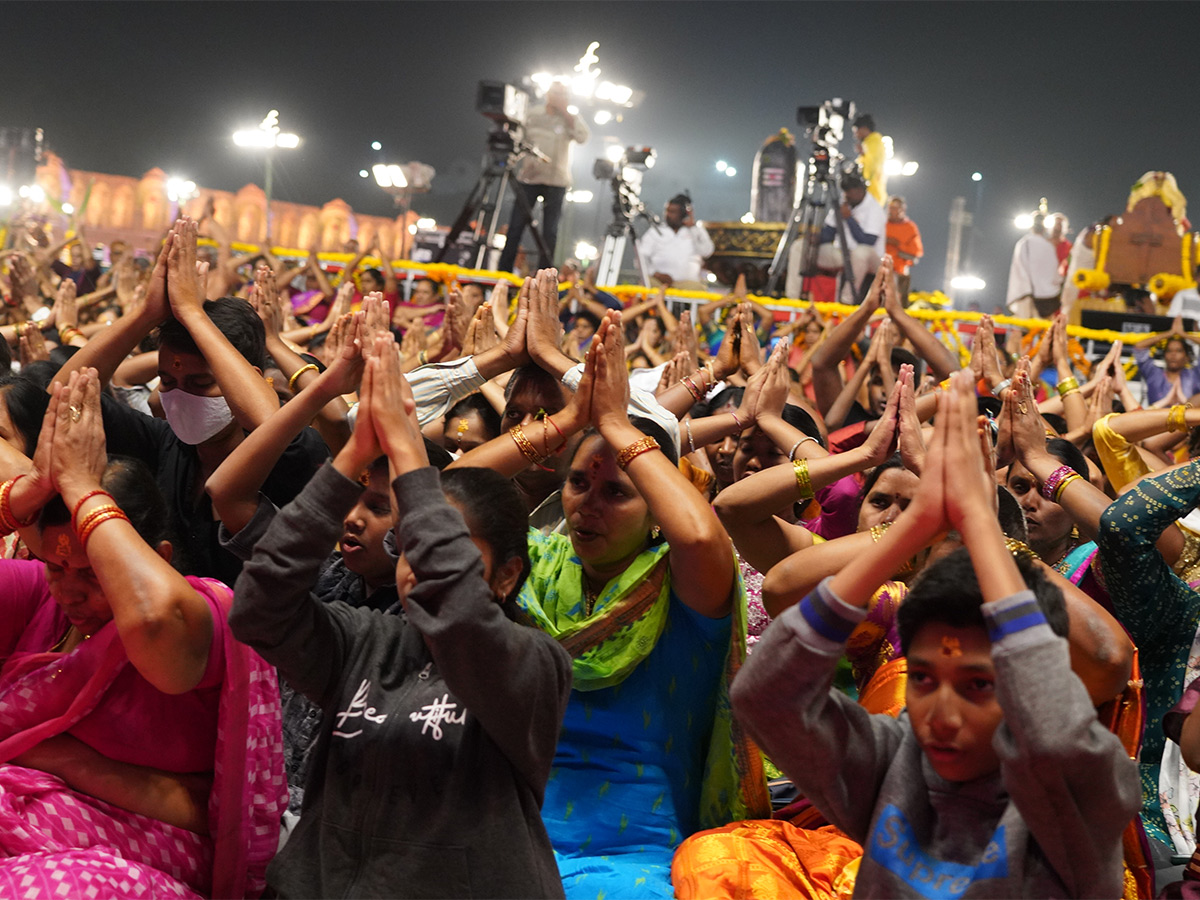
[{"left": 50, "top": 624, "right": 77, "bottom": 654}]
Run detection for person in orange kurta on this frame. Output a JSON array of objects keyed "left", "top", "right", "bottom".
[{"left": 884, "top": 196, "right": 923, "bottom": 304}]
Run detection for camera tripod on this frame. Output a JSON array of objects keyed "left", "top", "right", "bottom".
[
  {"left": 596, "top": 175, "right": 658, "bottom": 287},
  {"left": 438, "top": 127, "right": 550, "bottom": 270},
  {"left": 765, "top": 149, "right": 857, "bottom": 300}
]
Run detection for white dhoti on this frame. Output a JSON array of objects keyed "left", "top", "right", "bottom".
[{"left": 785, "top": 240, "right": 878, "bottom": 302}]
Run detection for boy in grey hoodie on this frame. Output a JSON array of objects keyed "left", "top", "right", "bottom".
[{"left": 732, "top": 373, "right": 1141, "bottom": 897}]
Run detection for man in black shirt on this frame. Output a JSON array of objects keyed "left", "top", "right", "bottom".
[{"left": 52, "top": 218, "right": 325, "bottom": 583}]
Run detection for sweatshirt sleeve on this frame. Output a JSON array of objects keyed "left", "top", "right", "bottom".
[
  {"left": 984, "top": 590, "right": 1141, "bottom": 896},
  {"left": 230, "top": 462, "right": 363, "bottom": 707},
  {"left": 730, "top": 577, "right": 906, "bottom": 842},
  {"left": 394, "top": 467, "right": 572, "bottom": 790}
]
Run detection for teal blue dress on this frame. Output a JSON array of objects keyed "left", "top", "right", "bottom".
[
  {"left": 542, "top": 590, "right": 730, "bottom": 899},
  {"left": 1098, "top": 461, "right": 1200, "bottom": 844}
]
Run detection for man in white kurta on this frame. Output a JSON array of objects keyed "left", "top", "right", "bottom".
[
  {"left": 1006, "top": 216, "right": 1063, "bottom": 318},
  {"left": 636, "top": 195, "right": 715, "bottom": 290}
]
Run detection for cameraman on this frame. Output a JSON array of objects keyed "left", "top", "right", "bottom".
[
  {"left": 785, "top": 170, "right": 885, "bottom": 303},
  {"left": 636, "top": 194, "right": 715, "bottom": 290},
  {"left": 498, "top": 82, "right": 589, "bottom": 273}
]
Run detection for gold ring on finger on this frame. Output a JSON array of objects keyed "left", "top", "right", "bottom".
[{"left": 69, "top": 405, "right": 82, "bottom": 422}]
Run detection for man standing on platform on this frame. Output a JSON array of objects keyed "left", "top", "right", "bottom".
[
  {"left": 853, "top": 114, "right": 888, "bottom": 205},
  {"left": 1006, "top": 208, "right": 1063, "bottom": 318},
  {"left": 885, "top": 196, "right": 923, "bottom": 303},
  {"left": 637, "top": 193, "right": 715, "bottom": 291},
  {"left": 785, "top": 170, "right": 884, "bottom": 302},
  {"left": 497, "top": 82, "right": 589, "bottom": 273}
]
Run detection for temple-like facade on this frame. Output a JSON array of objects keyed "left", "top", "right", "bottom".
[{"left": 34, "top": 152, "right": 416, "bottom": 257}]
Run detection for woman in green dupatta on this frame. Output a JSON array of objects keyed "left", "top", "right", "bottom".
[{"left": 451, "top": 301, "right": 768, "bottom": 899}]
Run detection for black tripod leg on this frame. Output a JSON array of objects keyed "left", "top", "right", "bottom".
[{"left": 437, "top": 176, "right": 492, "bottom": 264}]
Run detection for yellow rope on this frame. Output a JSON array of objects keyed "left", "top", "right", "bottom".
[{"left": 196, "top": 240, "right": 1154, "bottom": 344}]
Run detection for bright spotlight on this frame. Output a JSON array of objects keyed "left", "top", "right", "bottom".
[
  {"left": 61, "top": 202, "right": 75, "bottom": 215},
  {"left": 371, "top": 141, "right": 382, "bottom": 151},
  {"left": 166, "top": 177, "right": 197, "bottom": 203},
  {"left": 567, "top": 105, "right": 579, "bottom": 115},
  {"left": 604, "top": 145, "right": 625, "bottom": 162},
  {"left": 27, "top": 184, "right": 45, "bottom": 204},
  {"left": 901, "top": 160, "right": 919, "bottom": 177},
  {"left": 359, "top": 169, "right": 369, "bottom": 178},
  {"left": 373, "top": 164, "right": 408, "bottom": 189},
  {"left": 706, "top": 272, "right": 718, "bottom": 283},
  {"left": 566, "top": 190, "right": 594, "bottom": 203},
  {"left": 971, "top": 171, "right": 983, "bottom": 182},
  {"left": 950, "top": 275, "right": 987, "bottom": 291},
  {"left": 575, "top": 241, "right": 598, "bottom": 261},
  {"left": 716, "top": 160, "right": 728, "bottom": 172},
  {"left": 885, "top": 158, "right": 903, "bottom": 176},
  {"left": 407, "top": 224, "right": 418, "bottom": 235},
  {"left": 725, "top": 167, "right": 737, "bottom": 177},
  {"left": 740, "top": 212, "right": 755, "bottom": 224},
  {"left": 1013, "top": 213, "right": 1034, "bottom": 230},
  {"left": 593, "top": 110, "right": 613, "bottom": 126},
  {"left": 0, "top": 186, "right": 12, "bottom": 206},
  {"left": 275, "top": 133, "right": 300, "bottom": 149},
  {"left": 415, "top": 217, "right": 437, "bottom": 230}
]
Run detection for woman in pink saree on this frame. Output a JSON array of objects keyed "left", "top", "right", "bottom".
[{"left": 0, "top": 369, "right": 284, "bottom": 899}]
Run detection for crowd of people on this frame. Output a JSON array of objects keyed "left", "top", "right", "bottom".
[{"left": 3, "top": 208, "right": 1200, "bottom": 900}]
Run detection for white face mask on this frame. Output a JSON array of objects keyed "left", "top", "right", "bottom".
[{"left": 159, "top": 389, "right": 235, "bottom": 445}]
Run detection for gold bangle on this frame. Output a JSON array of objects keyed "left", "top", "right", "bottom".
[
  {"left": 1167, "top": 404, "right": 1192, "bottom": 434},
  {"left": 617, "top": 436, "right": 660, "bottom": 470},
  {"left": 287, "top": 363, "right": 319, "bottom": 393},
  {"left": 79, "top": 509, "right": 131, "bottom": 550},
  {"left": 1005, "top": 537, "right": 1037, "bottom": 561},
  {"left": 792, "top": 457, "right": 814, "bottom": 500},
  {"left": 1056, "top": 377, "right": 1080, "bottom": 397},
  {"left": 509, "top": 425, "right": 544, "bottom": 464},
  {"left": 1052, "top": 473, "right": 1082, "bottom": 504}
]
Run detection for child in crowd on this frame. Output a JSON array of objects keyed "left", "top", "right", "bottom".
[{"left": 732, "top": 372, "right": 1141, "bottom": 897}]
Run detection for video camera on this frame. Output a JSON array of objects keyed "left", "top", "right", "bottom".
[
  {"left": 592, "top": 145, "right": 657, "bottom": 182},
  {"left": 796, "top": 98, "right": 855, "bottom": 150},
  {"left": 476, "top": 81, "right": 528, "bottom": 129}
]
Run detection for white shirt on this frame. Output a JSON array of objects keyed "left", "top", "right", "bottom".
[
  {"left": 1006, "top": 232, "right": 1062, "bottom": 309},
  {"left": 517, "top": 107, "right": 589, "bottom": 188},
  {"left": 823, "top": 194, "right": 886, "bottom": 255},
  {"left": 1168, "top": 288, "right": 1200, "bottom": 321},
  {"left": 637, "top": 223, "right": 715, "bottom": 282}
]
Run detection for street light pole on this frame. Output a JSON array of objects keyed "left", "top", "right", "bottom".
[{"left": 233, "top": 110, "right": 300, "bottom": 241}]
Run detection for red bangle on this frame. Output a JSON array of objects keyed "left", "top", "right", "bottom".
[{"left": 71, "top": 489, "right": 112, "bottom": 528}]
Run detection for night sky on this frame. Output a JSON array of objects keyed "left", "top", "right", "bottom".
[{"left": 7, "top": 1, "right": 1199, "bottom": 308}]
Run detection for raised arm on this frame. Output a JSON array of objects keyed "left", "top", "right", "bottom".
[
  {"left": 882, "top": 256, "right": 956, "bottom": 380},
  {"left": 525, "top": 268, "right": 581, "bottom": 380},
  {"left": 166, "top": 219, "right": 279, "bottom": 430},
  {"left": 809, "top": 266, "right": 885, "bottom": 415},
  {"left": 207, "top": 315, "right": 361, "bottom": 535},
  {"left": 51, "top": 235, "right": 171, "bottom": 390},
  {"left": 592, "top": 311, "right": 735, "bottom": 617},
  {"left": 50, "top": 370, "right": 214, "bottom": 695}
]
